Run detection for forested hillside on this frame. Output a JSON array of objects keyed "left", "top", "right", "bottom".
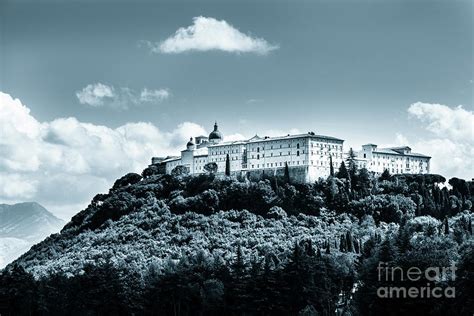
[{"left": 1, "top": 164, "right": 473, "bottom": 315}]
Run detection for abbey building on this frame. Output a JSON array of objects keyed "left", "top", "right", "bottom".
[
  {"left": 353, "top": 144, "right": 431, "bottom": 175},
  {"left": 151, "top": 122, "right": 431, "bottom": 183}
]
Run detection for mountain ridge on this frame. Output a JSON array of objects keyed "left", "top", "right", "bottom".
[{"left": 0, "top": 202, "right": 64, "bottom": 268}]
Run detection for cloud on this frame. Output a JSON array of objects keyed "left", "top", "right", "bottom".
[
  {"left": 148, "top": 16, "right": 278, "bottom": 55},
  {"left": 398, "top": 102, "right": 473, "bottom": 179},
  {"left": 76, "top": 83, "right": 170, "bottom": 109},
  {"left": 76, "top": 83, "right": 115, "bottom": 107},
  {"left": 408, "top": 102, "right": 473, "bottom": 143},
  {"left": 0, "top": 91, "right": 204, "bottom": 220},
  {"left": 140, "top": 88, "right": 170, "bottom": 103}
]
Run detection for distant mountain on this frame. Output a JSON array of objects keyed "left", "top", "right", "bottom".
[{"left": 0, "top": 202, "right": 64, "bottom": 268}]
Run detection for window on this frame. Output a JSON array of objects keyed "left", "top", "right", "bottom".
[
  {"left": 257, "top": 154, "right": 260, "bottom": 160},
  {"left": 364, "top": 153, "right": 366, "bottom": 158},
  {"left": 257, "top": 147, "right": 260, "bottom": 153},
  {"left": 297, "top": 143, "right": 300, "bottom": 149},
  {"left": 297, "top": 151, "right": 300, "bottom": 156}
]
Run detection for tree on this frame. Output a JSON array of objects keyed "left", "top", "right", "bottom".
[
  {"left": 204, "top": 162, "right": 218, "bottom": 174},
  {"left": 112, "top": 173, "right": 142, "bottom": 190},
  {"left": 329, "top": 154, "right": 334, "bottom": 177},
  {"left": 355, "top": 168, "right": 371, "bottom": 196},
  {"left": 325, "top": 240, "right": 331, "bottom": 254},
  {"left": 233, "top": 244, "right": 246, "bottom": 276},
  {"left": 444, "top": 216, "right": 449, "bottom": 235},
  {"left": 225, "top": 154, "right": 231, "bottom": 176},
  {"left": 347, "top": 147, "right": 357, "bottom": 173},
  {"left": 339, "top": 234, "right": 346, "bottom": 252},
  {"left": 171, "top": 165, "right": 189, "bottom": 177},
  {"left": 455, "top": 242, "right": 474, "bottom": 314},
  {"left": 141, "top": 164, "right": 161, "bottom": 178},
  {"left": 336, "top": 162, "right": 349, "bottom": 180},
  {"left": 284, "top": 162, "right": 291, "bottom": 183},
  {"left": 345, "top": 231, "right": 354, "bottom": 253},
  {"left": 380, "top": 169, "right": 391, "bottom": 181}
]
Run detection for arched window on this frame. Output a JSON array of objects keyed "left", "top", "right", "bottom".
[
  {"left": 257, "top": 147, "right": 260, "bottom": 152},
  {"left": 297, "top": 143, "right": 300, "bottom": 149},
  {"left": 257, "top": 154, "right": 260, "bottom": 160},
  {"left": 297, "top": 150, "right": 300, "bottom": 156}
]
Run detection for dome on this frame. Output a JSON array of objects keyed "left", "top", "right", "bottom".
[
  {"left": 186, "top": 137, "right": 195, "bottom": 149},
  {"left": 208, "top": 122, "right": 223, "bottom": 142}
]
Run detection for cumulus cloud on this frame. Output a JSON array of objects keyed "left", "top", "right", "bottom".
[
  {"left": 147, "top": 16, "right": 278, "bottom": 55},
  {"left": 76, "top": 83, "right": 170, "bottom": 109},
  {"left": 0, "top": 91, "right": 204, "bottom": 220},
  {"left": 397, "top": 102, "right": 473, "bottom": 179},
  {"left": 408, "top": 102, "right": 473, "bottom": 143},
  {"left": 76, "top": 83, "right": 115, "bottom": 106}
]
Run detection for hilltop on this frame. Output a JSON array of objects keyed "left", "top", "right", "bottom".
[{"left": 1, "top": 168, "right": 473, "bottom": 315}]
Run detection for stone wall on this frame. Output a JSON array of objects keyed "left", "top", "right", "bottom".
[{"left": 240, "top": 166, "right": 310, "bottom": 183}]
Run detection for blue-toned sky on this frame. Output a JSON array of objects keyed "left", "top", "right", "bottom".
[{"left": 0, "top": 0, "right": 472, "bottom": 219}]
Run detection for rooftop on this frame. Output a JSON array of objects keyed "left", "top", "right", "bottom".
[
  {"left": 208, "top": 132, "right": 343, "bottom": 147},
  {"left": 374, "top": 148, "right": 430, "bottom": 158}
]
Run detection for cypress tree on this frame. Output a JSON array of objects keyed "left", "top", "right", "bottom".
[
  {"left": 306, "top": 239, "right": 315, "bottom": 256},
  {"left": 284, "top": 162, "right": 290, "bottom": 183},
  {"left": 291, "top": 241, "right": 301, "bottom": 265},
  {"left": 444, "top": 216, "right": 449, "bottom": 235},
  {"left": 337, "top": 161, "right": 349, "bottom": 180},
  {"left": 339, "top": 234, "right": 346, "bottom": 252},
  {"left": 379, "top": 236, "right": 395, "bottom": 263},
  {"left": 325, "top": 240, "right": 331, "bottom": 254},
  {"left": 225, "top": 154, "right": 231, "bottom": 176},
  {"left": 329, "top": 154, "right": 334, "bottom": 177},
  {"left": 233, "top": 244, "right": 246, "bottom": 275},
  {"left": 346, "top": 231, "right": 354, "bottom": 253}
]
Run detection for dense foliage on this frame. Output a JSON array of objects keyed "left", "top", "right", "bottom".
[{"left": 0, "top": 166, "right": 473, "bottom": 315}]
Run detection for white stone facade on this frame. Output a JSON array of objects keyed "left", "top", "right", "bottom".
[
  {"left": 152, "top": 122, "right": 345, "bottom": 182},
  {"left": 151, "top": 123, "right": 432, "bottom": 182},
  {"left": 353, "top": 144, "right": 431, "bottom": 175}
]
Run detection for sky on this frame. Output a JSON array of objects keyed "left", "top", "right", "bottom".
[{"left": 0, "top": 0, "right": 472, "bottom": 220}]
